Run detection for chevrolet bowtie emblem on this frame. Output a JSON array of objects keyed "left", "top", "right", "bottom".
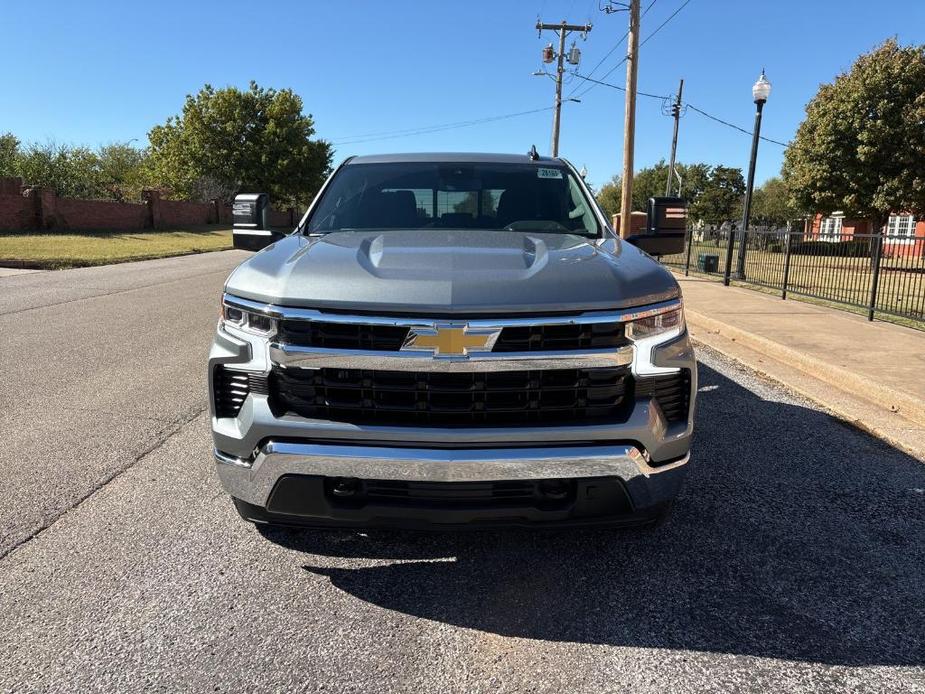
[{"left": 403, "top": 325, "right": 501, "bottom": 358}]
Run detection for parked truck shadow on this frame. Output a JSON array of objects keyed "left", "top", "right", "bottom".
[{"left": 261, "top": 363, "right": 925, "bottom": 667}]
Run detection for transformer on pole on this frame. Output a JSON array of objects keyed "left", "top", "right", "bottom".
[{"left": 534, "top": 19, "right": 592, "bottom": 157}]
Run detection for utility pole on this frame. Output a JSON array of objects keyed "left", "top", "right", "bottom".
[
  {"left": 665, "top": 78, "right": 684, "bottom": 196},
  {"left": 536, "top": 20, "right": 592, "bottom": 157},
  {"left": 618, "top": 0, "right": 640, "bottom": 238}
]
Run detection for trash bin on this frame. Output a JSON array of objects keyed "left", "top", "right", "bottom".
[{"left": 698, "top": 253, "right": 719, "bottom": 273}]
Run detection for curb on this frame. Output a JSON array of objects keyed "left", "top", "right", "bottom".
[
  {"left": 688, "top": 329, "right": 925, "bottom": 461},
  {"left": 0, "top": 259, "right": 46, "bottom": 269},
  {"left": 685, "top": 308, "right": 925, "bottom": 428}
]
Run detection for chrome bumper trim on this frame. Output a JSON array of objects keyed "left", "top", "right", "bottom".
[
  {"left": 214, "top": 442, "right": 690, "bottom": 507},
  {"left": 269, "top": 343, "right": 634, "bottom": 371}
]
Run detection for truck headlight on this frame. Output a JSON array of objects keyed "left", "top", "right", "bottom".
[
  {"left": 221, "top": 301, "right": 277, "bottom": 336},
  {"left": 627, "top": 305, "right": 684, "bottom": 341}
]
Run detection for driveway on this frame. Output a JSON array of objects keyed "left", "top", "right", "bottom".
[{"left": 1, "top": 252, "right": 922, "bottom": 693}]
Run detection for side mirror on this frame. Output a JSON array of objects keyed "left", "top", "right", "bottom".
[
  {"left": 625, "top": 197, "right": 687, "bottom": 256},
  {"left": 232, "top": 193, "right": 284, "bottom": 251}
]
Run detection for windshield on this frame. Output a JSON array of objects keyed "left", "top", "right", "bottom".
[{"left": 306, "top": 161, "right": 601, "bottom": 236}]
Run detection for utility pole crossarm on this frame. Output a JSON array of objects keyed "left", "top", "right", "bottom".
[{"left": 536, "top": 22, "right": 594, "bottom": 32}]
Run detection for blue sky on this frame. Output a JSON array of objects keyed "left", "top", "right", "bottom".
[{"left": 4, "top": 0, "right": 924, "bottom": 190}]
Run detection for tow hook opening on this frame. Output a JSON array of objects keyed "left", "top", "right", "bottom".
[{"left": 331, "top": 477, "right": 360, "bottom": 497}]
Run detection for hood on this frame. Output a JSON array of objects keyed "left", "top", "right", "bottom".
[{"left": 224, "top": 229, "right": 679, "bottom": 314}]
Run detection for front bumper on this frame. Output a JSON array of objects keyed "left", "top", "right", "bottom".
[
  {"left": 209, "top": 309, "right": 696, "bottom": 527},
  {"left": 218, "top": 443, "right": 688, "bottom": 528},
  {"left": 217, "top": 442, "right": 688, "bottom": 504}
]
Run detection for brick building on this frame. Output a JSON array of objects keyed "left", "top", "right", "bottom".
[{"left": 807, "top": 212, "right": 925, "bottom": 257}]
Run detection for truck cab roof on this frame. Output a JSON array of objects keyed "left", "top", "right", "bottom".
[{"left": 346, "top": 152, "right": 564, "bottom": 165}]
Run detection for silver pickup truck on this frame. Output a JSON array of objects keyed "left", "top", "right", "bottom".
[{"left": 209, "top": 152, "right": 695, "bottom": 529}]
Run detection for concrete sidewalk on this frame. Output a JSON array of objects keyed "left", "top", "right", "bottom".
[{"left": 675, "top": 274, "right": 925, "bottom": 459}]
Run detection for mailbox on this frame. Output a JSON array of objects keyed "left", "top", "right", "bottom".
[{"left": 232, "top": 193, "right": 284, "bottom": 251}]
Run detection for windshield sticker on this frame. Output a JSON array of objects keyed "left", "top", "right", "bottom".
[{"left": 537, "top": 168, "right": 563, "bottom": 179}]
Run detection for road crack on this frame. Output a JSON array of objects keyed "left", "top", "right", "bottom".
[{"left": 0, "top": 405, "right": 208, "bottom": 562}]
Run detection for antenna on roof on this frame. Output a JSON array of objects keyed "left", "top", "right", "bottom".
[{"left": 528, "top": 144, "right": 539, "bottom": 161}]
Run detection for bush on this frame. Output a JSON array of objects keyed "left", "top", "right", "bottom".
[{"left": 790, "top": 239, "right": 873, "bottom": 257}]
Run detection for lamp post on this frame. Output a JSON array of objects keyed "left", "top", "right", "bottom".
[{"left": 725, "top": 69, "right": 771, "bottom": 285}]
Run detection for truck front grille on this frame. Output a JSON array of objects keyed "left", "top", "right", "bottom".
[
  {"left": 277, "top": 321, "right": 409, "bottom": 351},
  {"left": 345, "top": 479, "right": 574, "bottom": 509},
  {"left": 492, "top": 322, "right": 625, "bottom": 352},
  {"left": 269, "top": 366, "right": 632, "bottom": 426},
  {"left": 276, "top": 319, "right": 626, "bottom": 352}
]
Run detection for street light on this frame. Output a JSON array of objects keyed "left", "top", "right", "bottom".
[{"left": 725, "top": 69, "right": 771, "bottom": 285}]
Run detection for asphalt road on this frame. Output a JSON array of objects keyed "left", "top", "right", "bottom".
[{"left": 1, "top": 252, "right": 923, "bottom": 693}]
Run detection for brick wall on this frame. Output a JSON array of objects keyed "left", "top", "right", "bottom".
[
  {"left": 0, "top": 193, "right": 34, "bottom": 230},
  {"left": 0, "top": 176, "right": 300, "bottom": 232},
  {"left": 157, "top": 198, "right": 214, "bottom": 226},
  {"left": 0, "top": 177, "right": 22, "bottom": 195},
  {"left": 216, "top": 202, "right": 233, "bottom": 225},
  {"left": 55, "top": 197, "right": 149, "bottom": 230}
]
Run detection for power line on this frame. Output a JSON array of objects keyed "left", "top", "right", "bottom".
[
  {"left": 568, "top": 64, "right": 790, "bottom": 147},
  {"left": 570, "top": 72, "right": 668, "bottom": 99},
  {"left": 566, "top": 30, "right": 628, "bottom": 98},
  {"left": 571, "top": 0, "right": 683, "bottom": 100},
  {"left": 330, "top": 106, "right": 556, "bottom": 146},
  {"left": 639, "top": 0, "right": 690, "bottom": 49},
  {"left": 331, "top": 0, "right": 681, "bottom": 146},
  {"left": 571, "top": 73, "right": 791, "bottom": 147},
  {"left": 567, "top": 0, "right": 658, "bottom": 99},
  {"left": 685, "top": 104, "right": 790, "bottom": 147}
]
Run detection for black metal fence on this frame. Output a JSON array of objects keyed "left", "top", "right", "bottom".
[{"left": 661, "top": 228, "right": 925, "bottom": 327}]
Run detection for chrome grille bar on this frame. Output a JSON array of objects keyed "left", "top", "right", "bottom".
[
  {"left": 269, "top": 343, "right": 634, "bottom": 372},
  {"left": 223, "top": 294, "right": 681, "bottom": 328}
]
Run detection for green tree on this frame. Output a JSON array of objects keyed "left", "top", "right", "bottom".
[
  {"left": 692, "top": 165, "right": 745, "bottom": 225},
  {"left": 13, "top": 141, "right": 104, "bottom": 198},
  {"left": 596, "top": 161, "right": 743, "bottom": 225},
  {"left": 677, "top": 163, "right": 711, "bottom": 218},
  {"left": 596, "top": 160, "right": 672, "bottom": 218},
  {"left": 596, "top": 179, "right": 621, "bottom": 218},
  {"left": 783, "top": 39, "right": 925, "bottom": 232},
  {"left": 750, "top": 176, "right": 800, "bottom": 227},
  {"left": 0, "top": 132, "right": 19, "bottom": 176},
  {"left": 147, "top": 81, "right": 332, "bottom": 204},
  {"left": 97, "top": 142, "right": 149, "bottom": 202}
]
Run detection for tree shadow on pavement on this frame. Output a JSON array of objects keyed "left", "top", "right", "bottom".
[{"left": 261, "top": 363, "right": 925, "bottom": 667}]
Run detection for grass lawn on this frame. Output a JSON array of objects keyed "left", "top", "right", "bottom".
[{"left": 0, "top": 226, "right": 234, "bottom": 269}]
